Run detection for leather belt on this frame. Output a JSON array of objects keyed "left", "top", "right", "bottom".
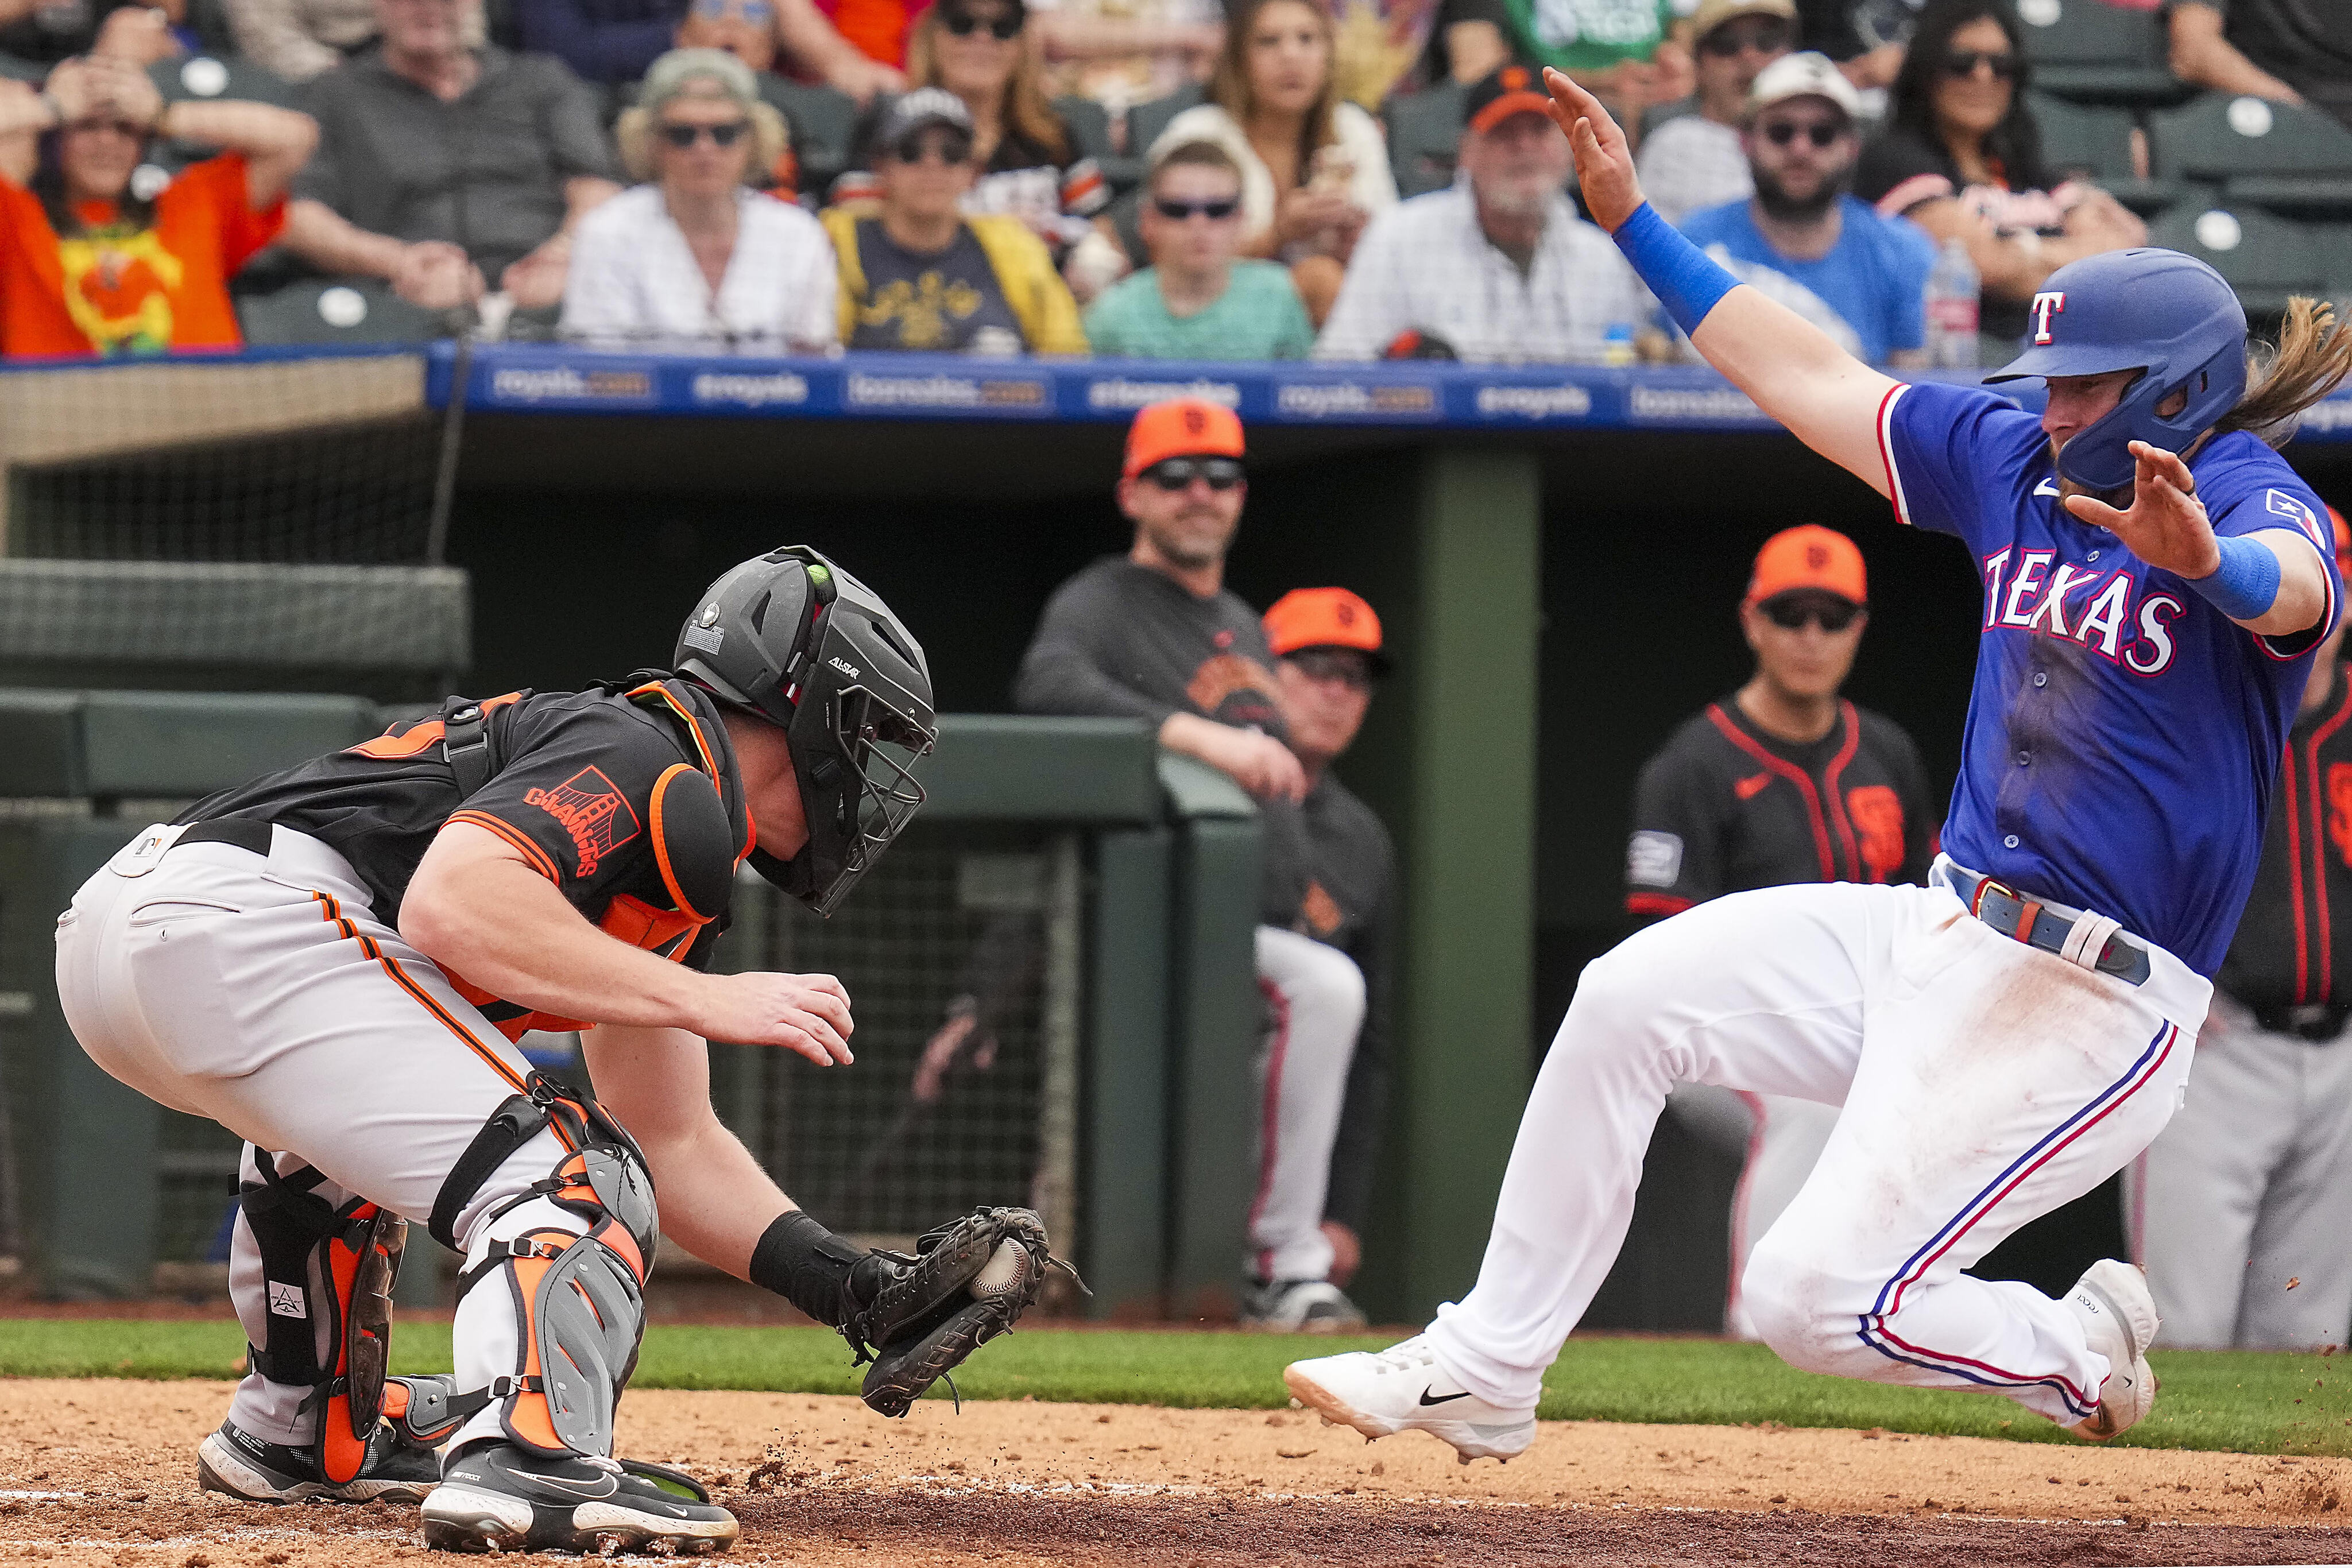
[
  {"left": 2249, "top": 1000, "right": 2352, "bottom": 1043},
  {"left": 171, "top": 818, "right": 276, "bottom": 856},
  {"left": 1948, "top": 866, "right": 2152, "bottom": 987}
]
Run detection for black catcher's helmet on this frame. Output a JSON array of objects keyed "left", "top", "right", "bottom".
[{"left": 674, "top": 547, "right": 937, "bottom": 916}]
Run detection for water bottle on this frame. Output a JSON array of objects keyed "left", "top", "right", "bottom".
[
  {"left": 1601, "top": 322, "right": 1636, "bottom": 367},
  {"left": 1924, "top": 238, "right": 1981, "bottom": 370}
]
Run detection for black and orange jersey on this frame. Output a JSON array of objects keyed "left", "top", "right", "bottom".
[
  {"left": 1625, "top": 696, "right": 1939, "bottom": 920},
  {"left": 177, "top": 676, "right": 752, "bottom": 1037},
  {"left": 2219, "top": 663, "right": 2352, "bottom": 1012}
]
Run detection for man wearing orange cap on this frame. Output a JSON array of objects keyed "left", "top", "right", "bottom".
[
  {"left": 1625, "top": 524, "right": 1937, "bottom": 1338},
  {"left": 1016, "top": 400, "right": 1374, "bottom": 1330},
  {"left": 1263, "top": 587, "right": 1397, "bottom": 1311},
  {"left": 2127, "top": 506, "right": 2352, "bottom": 1350}
]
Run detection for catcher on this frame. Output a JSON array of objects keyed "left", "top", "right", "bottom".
[{"left": 53, "top": 548, "right": 1063, "bottom": 1555}]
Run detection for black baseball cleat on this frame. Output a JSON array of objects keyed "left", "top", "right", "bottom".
[
  {"left": 421, "top": 1442, "right": 739, "bottom": 1555},
  {"left": 196, "top": 1418, "right": 442, "bottom": 1504}
]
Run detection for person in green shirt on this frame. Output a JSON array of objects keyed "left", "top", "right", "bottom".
[
  {"left": 1448, "top": 0, "right": 1695, "bottom": 122},
  {"left": 1084, "top": 140, "right": 1317, "bottom": 359}
]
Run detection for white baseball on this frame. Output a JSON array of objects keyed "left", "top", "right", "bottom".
[{"left": 971, "top": 1240, "right": 1030, "bottom": 1299}]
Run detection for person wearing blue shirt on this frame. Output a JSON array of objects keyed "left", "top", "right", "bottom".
[{"left": 1678, "top": 51, "right": 1935, "bottom": 367}]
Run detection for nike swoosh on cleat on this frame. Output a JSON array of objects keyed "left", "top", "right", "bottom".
[
  {"left": 523, "top": 1473, "right": 621, "bottom": 1500},
  {"left": 1417, "top": 1389, "right": 1471, "bottom": 1407}
]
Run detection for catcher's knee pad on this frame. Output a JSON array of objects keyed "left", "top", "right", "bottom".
[
  {"left": 238, "top": 1157, "right": 405, "bottom": 1486},
  {"left": 428, "top": 1073, "right": 659, "bottom": 1459}
]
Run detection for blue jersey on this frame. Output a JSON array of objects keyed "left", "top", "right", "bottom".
[{"left": 1881, "top": 380, "right": 2341, "bottom": 975}]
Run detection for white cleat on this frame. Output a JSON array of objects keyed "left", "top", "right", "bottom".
[
  {"left": 2063, "top": 1259, "right": 2160, "bottom": 1442},
  {"left": 1282, "top": 1335, "right": 1537, "bottom": 1465}
]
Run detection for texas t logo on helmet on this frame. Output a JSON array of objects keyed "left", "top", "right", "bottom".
[{"left": 2029, "top": 291, "right": 2065, "bottom": 345}]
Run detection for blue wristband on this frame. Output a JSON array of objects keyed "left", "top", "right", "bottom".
[
  {"left": 1611, "top": 201, "right": 1740, "bottom": 339},
  {"left": 2189, "top": 533, "right": 2282, "bottom": 622}
]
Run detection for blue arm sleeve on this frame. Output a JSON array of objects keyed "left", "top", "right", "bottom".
[{"left": 1611, "top": 202, "right": 1741, "bottom": 339}]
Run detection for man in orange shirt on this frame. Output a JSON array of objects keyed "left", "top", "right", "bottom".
[{"left": 0, "top": 55, "right": 314, "bottom": 357}]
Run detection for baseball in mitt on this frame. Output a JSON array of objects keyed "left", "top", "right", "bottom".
[{"left": 845, "top": 1206, "right": 1079, "bottom": 1417}]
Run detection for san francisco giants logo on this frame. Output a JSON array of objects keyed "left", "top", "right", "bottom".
[
  {"left": 523, "top": 766, "right": 641, "bottom": 875},
  {"left": 2029, "top": 291, "right": 2066, "bottom": 344}
]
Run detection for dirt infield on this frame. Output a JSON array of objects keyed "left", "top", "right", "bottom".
[{"left": 5, "top": 1380, "right": 2350, "bottom": 1566}]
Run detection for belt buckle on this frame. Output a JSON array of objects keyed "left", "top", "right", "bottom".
[{"left": 1968, "top": 875, "right": 2020, "bottom": 920}]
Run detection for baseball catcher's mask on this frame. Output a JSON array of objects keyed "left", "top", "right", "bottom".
[{"left": 673, "top": 546, "right": 938, "bottom": 916}]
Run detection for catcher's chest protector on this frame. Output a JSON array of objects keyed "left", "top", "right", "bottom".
[{"left": 238, "top": 1160, "right": 405, "bottom": 1485}]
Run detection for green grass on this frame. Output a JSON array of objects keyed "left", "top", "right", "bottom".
[{"left": 5, "top": 1319, "right": 2346, "bottom": 1457}]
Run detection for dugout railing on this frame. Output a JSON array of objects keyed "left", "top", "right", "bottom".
[{"left": 0, "top": 700, "right": 1262, "bottom": 1321}]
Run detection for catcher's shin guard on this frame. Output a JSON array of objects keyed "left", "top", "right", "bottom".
[
  {"left": 238, "top": 1156, "right": 405, "bottom": 1488},
  {"left": 428, "top": 1073, "right": 659, "bottom": 1459}
]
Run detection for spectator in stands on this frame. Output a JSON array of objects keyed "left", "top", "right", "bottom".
[
  {"left": 776, "top": 0, "right": 908, "bottom": 100},
  {"left": 852, "top": 0, "right": 1110, "bottom": 263},
  {"left": 1262, "top": 586, "right": 1395, "bottom": 1307},
  {"left": 1445, "top": 0, "right": 1690, "bottom": 125},
  {"left": 1031, "top": 0, "right": 1220, "bottom": 116},
  {"left": 1, "top": 0, "right": 185, "bottom": 71},
  {"left": 1792, "top": 0, "right": 1920, "bottom": 92},
  {"left": 1314, "top": 63, "right": 1640, "bottom": 361},
  {"left": 1016, "top": 398, "right": 1370, "bottom": 1332},
  {"left": 0, "top": 57, "right": 315, "bottom": 356},
  {"left": 561, "top": 49, "right": 835, "bottom": 348},
  {"left": 278, "top": 0, "right": 621, "bottom": 312},
  {"left": 1680, "top": 52, "right": 1933, "bottom": 366},
  {"left": 1148, "top": 0, "right": 1395, "bottom": 325},
  {"left": 2167, "top": 0, "right": 2352, "bottom": 132},
  {"left": 1084, "top": 138, "right": 1313, "bottom": 356},
  {"left": 222, "top": 0, "right": 483, "bottom": 82},
  {"left": 1637, "top": 0, "right": 1796, "bottom": 223},
  {"left": 1855, "top": 0, "right": 2144, "bottom": 343},
  {"left": 516, "top": 0, "right": 688, "bottom": 84},
  {"left": 821, "top": 86, "right": 1084, "bottom": 350}
]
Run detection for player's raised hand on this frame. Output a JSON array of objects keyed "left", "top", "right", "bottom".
[
  {"left": 696, "top": 969, "right": 856, "bottom": 1065},
  {"left": 2062, "top": 439, "right": 2221, "bottom": 581},
  {"left": 1541, "top": 66, "right": 1643, "bottom": 232}
]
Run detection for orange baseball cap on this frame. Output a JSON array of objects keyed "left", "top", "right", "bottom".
[
  {"left": 1465, "top": 62, "right": 1552, "bottom": 136},
  {"left": 1264, "top": 587, "right": 1390, "bottom": 673},
  {"left": 1747, "top": 524, "right": 1866, "bottom": 605},
  {"left": 1124, "top": 397, "right": 1245, "bottom": 479}
]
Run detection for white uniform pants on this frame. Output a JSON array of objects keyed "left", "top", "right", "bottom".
[
  {"left": 2125, "top": 992, "right": 2352, "bottom": 1349},
  {"left": 1248, "top": 926, "right": 1367, "bottom": 1284},
  {"left": 54, "top": 824, "right": 598, "bottom": 1455},
  {"left": 1424, "top": 870, "right": 2208, "bottom": 1424},
  {"left": 1664, "top": 1085, "right": 1841, "bottom": 1338}
]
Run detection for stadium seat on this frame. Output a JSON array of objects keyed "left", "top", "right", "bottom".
[
  {"left": 1386, "top": 80, "right": 1467, "bottom": 199},
  {"left": 1125, "top": 83, "right": 1209, "bottom": 163},
  {"left": 2014, "top": 0, "right": 2184, "bottom": 106},
  {"left": 2142, "top": 197, "right": 2330, "bottom": 315},
  {"left": 2149, "top": 92, "right": 2352, "bottom": 218},
  {"left": 148, "top": 52, "right": 296, "bottom": 109},
  {"left": 759, "top": 75, "right": 858, "bottom": 198},
  {"left": 237, "top": 280, "right": 451, "bottom": 345},
  {"left": 2025, "top": 91, "right": 2176, "bottom": 213}
]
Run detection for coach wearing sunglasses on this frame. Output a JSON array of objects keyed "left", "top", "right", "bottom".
[
  {"left": 562, "top": 49, "right": 837, "bottom": 349},
  {"left": 1854, "top": 0, "right": 2141, "bottom": 343},
  {"left": 1626, "top": 526, "right": 1937, "bottom": 1338},
  {"left": 1677, "top": 52, "right": 1933, "bottom": 367}
]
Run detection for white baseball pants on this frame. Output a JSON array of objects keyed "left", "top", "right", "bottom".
[
  {"left": 1725, "top": 1093, "right": 1840, "bottom": 1341},
  {"left": 54, "top": 823, "right": 601, "bottom": 1456},
  {"left": 1248, "top": 926, "right": 1367, "bottom": 1284},
  {"left": 2124, "top": 991, "right": 2352, "bottom": 1349},
  {"left": 1425, "top": 868, "right": 2208, "bottom": 1424}
]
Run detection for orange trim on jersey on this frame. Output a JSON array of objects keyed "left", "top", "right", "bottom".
[
  {"left": 1626, "top": 892, "right": 1696, "bottom": 916},
  {"left": 647, "top": 764, "right": 713, "bottom": 920},
  {"left": 627, "top": 680, "right": 752, "bottom": 863},
  {"left": 1705, "top": 703, "right": 1837, "bottom": 880},
  {"left": 349, "top": 691, "right": 524, "bottom": 760},
  {"left": 1818, "top": 700, "right": 1866, "bottom": 880},
  {"left": 446, "top": 809, "right": 563, "bottom": 884}
]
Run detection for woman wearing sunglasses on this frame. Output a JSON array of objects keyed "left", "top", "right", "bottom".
[
  {"left": 1855, "top": 0, "right": 2142, "bottom": 343},
  {"left": 562, "top": 48, "right": 839, "bottom": 350},
  {"left": 1146, "top": 0, "right": 1395, "bottom": 324}
]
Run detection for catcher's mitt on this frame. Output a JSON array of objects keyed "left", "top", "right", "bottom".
[{"left": 845, "top": 1206, "right": 1079, "bottom": 1417}]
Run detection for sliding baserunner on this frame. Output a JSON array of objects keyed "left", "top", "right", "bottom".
[{"left": 1285, "top": 68, "right": 2352, "bottom": 1459}]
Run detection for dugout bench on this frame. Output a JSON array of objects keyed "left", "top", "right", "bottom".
[{"left": 0, "top": 697, "right": 1263, "bottom": 1319}]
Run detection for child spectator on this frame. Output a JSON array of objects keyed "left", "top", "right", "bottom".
[
  {"left": 562, "top": 48, "right": 835, "bottom": 348},
  {"left": 821, "top": 86, "right": 1084, "bottom": 351},
  {"left": 0, "top": 57, "right": 315, "bottom": 356},
  {"left": 1147, "top": 0, "right": 1394, "bottom": 325},
  {"left": 1084, "top": 138, "right": 1312, "bottom": 357}
]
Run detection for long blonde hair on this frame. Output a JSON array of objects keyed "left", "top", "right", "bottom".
[
  {"left": 1211, "top": 0, "right": 1341, "bottom": 178},
  {"left": 905, "top": 5, "right": 1070, "bottom": 165},
  {"left": 2218, "top": 298, "right": 2352, "bottom": 449}
]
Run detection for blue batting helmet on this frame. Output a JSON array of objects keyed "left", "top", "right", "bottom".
[{"left": 1984, "top": 248, "right": 2247, "bottom": 493}]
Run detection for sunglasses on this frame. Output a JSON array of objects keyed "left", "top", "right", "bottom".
[
  {"left": 691, "top": 0, "right": 775, "bottom": 18},
  {"left": 889, "top": 130, "right": 974, "bottom": 164},
  {"left": 1759, "top": 118, "right": 1844, "bottom": 148},
  {"left": 1699, "top": 20, "right": 1790, "bottom": 56},
  {"left": 659, "top": 119, "right": 749, "bottom": 148},
  {"left": 1286, "top": 648, "right": 1373, "bottom": 690},
  {"left": 1141, "top": 456, "right": 1244, "bottom": 491},
  {"left": 1760, "top": 595, "right": 1863, "bottom": 632},
  {"left": 941, "top": 7, "right": 1022, "bottom": 37},
  {"left": 1152, "top": 196, "right": 1239, "bottom": 220},
  {"left": 1941, "top": 48, "right": 2018, "bottom": 79}
]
